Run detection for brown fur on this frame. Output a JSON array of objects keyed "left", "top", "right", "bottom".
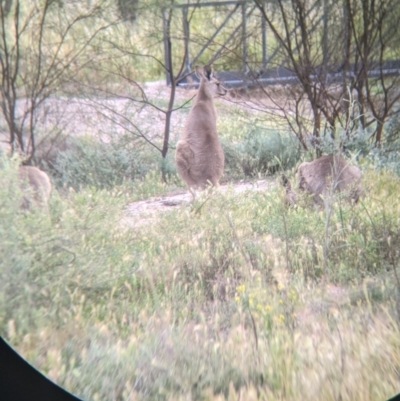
[
  {"left": 296, "top": 155, "right": 362, "bottom": 206},
  {"left": 175, "top": 65, "right": 227, "bottom": 198},
  {"left": 18, "top": 166, "right": 52, "bottom": 211}
]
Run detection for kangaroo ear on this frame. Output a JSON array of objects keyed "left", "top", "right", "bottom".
[
  {"left": 195, "top": 66, "right": 204, "bottom": 79},
  {"left": 203, "top": 65, "right": 212, "bottom": 80},
  {"left": 195, "top": 65, "right": 212, "bottom": 80}
]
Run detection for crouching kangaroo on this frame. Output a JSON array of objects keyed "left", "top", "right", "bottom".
[
  {"left": 18, "top": 166, "right": 52, "bottom": 212},
  {"left": 175, "top": 65, "right": 227, "bottom": 199},
  {"left": 284, "top": 155, "right": 362, "bottom": 207}
]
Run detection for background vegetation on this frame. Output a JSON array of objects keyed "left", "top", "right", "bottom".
[
  {"left": 2, "top": 149, "right": 400, "bottom": 400},
  {"left": 1, "top": 0, "right": 400, "bottom": 400}
]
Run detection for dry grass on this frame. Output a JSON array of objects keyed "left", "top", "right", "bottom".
[{"left": 1, "top": 154, "right": 400, "bottom": 400}]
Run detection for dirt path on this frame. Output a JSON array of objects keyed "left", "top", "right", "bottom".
[{"left": 123, "top": 179, "right": 275, "bottom": 228}]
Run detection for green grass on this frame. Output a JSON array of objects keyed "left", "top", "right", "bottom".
[{"left": 1, "top": 155, "right": 400, "bottom": 400}]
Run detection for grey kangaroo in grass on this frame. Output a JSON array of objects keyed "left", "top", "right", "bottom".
[
  {"left": 18, "top": 165, "right": 52, "bottom": 212},
  {"left": 283, "top": 154, "right": 362, "bottom": 207},
  {"left": 175, "top": 65, "right": 227, "bottom": 199}
]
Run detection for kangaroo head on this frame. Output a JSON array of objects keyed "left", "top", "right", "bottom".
[{"left": 195, "top": 65, "right": 227, "bottom": 98}]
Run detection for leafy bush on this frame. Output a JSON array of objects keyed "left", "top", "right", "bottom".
[
  {"left": 365, "top": 112, "right": 400, "bottom": 176},
  {"left": 52, "top": 135, "right": 159, "bottom": 190},
  {"left": 222, "top": 126, "right": 300, "bottom": 179},
  {"left": 2, "top": 152, "right": 400, "bottom": 401},
  {"left": 316, "top": 112, "right": 400, "bottom": 177}
]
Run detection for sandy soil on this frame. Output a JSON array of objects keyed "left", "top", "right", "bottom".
[{"left": 123, "top": 179, "right": 275, "bottom": 228}]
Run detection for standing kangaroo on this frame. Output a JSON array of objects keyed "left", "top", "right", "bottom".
[
  {"left": 175, "top": 65, "right": 227, "bottom": 199},
  {"left": 18, "top": 166, "right": 52, "bottom": 211},
  {"left": 296, "top": 154, "right": 362, "bottom": 206}
]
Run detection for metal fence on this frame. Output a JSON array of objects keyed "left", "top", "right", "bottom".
[{"left": 162, "top": 0, "right": 400, "bottom": 88}]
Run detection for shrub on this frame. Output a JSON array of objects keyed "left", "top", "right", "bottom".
[
  {"left": 316, "top": 112, "right": 400, "bottom": 177},
  {"left": 52, "top": 135, "right": 158, "bottom": 190},
  {"left": 2, "top": 152, "right": 400, "bottom": 401},
  {"left": 365, "top": 112, "right": 400, "bottom": 176},
  {"left": 222, "top": 126, "right": 300, "bottom": 179},
  {"left": 33, "top": 133, "right": 72, "bottom": 171}
]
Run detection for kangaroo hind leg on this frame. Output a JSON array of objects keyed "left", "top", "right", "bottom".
[{"left": 175, "top": 140, "right": 195, "bottom": 191}]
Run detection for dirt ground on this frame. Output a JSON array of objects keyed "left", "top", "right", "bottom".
[
  {"left": 2, "top": 80, "right": 391, "bottom": 328},
  {"left": 122, "top": 174, "right": 380, "bottom": 325},
  {"left": 123, "top": 179, "right": 275, "bottom": 228},
  {"left": 0, "top": 78, "right": 294, "bottom": 156}
]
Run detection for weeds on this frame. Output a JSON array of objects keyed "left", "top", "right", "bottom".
[
  {"left": 222, "top": 125, "right": 300, "bottom": 180},
  {"left": 52, "top": 135, "right": 161, "bottom": 191},
  {"left": 1, "top": 153, "right": 400, "bottom": 400}
]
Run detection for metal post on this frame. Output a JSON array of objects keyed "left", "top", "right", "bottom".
[
  {"left": 242, "top": 2, "right": 247, "bottom": 72},
  {"left": 267, "top": 1, "right": 320, "bottom": 67},
  {"left": 261, "top": 8, "right": 267, "bottom": 69},
  {"left": 322, "top": 0, "right": 328, "bottom": 64},
  {"left": 209, "top": 5, "right": 256, "bottom": 66},
  {"left": 182, "top": 6, "right": 190, "bottom": 73},
  {"left": 191, "top": 4, "right": 240, "bottom": 67},
  {"left": 162, "top": 8, "right": 171, "bottom": 86},
  {"left": 342, "top": 0, "right": 349, "bottom": 67}
]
